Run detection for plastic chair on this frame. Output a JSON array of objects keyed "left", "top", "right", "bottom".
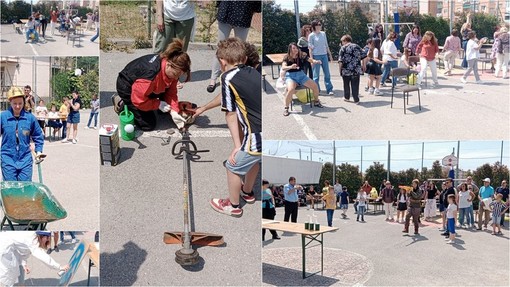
[{"left": 390, "top": 68, "right": 421, "bottom": 114}]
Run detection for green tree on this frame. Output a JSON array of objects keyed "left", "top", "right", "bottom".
[
  {"left": 336, "top": 162, "right": 362, "bottom": 200},
  {"left": 262, "top": 1, "right": 299, "bottom": 57},
  {"left": 364, "top": 162, "right": 387, "bottom": 189},
  {"left": 431, "top": 160, "right": 444, "bottom": 179},
  {"left": 472, "top": 163, "right": 494, "bottom": 185},
  {"left": 319, "top": 162, "right": 334, "bottom": 192}
]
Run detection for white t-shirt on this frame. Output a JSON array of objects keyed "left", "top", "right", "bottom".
[
  {"left": 458, "top": 190, "right": 472, "bottom": 209},
  {"left": 382, "top": 40, "right": 398, "bottom": 62},
  {"left": 35, "top": 106, "right": 48, "bottom": 118},
  {"left": 446, "top": 203, "right": 457, "bottom": 219},
  {"left": 372, "top": 48, "right": 380, "bottom": 60},
  {"left": 399, "top": 55, "right": 408, "bottom": 68},
  {"left": 466, "top": 39, "right": 480, "bottom": 61},
  {"left": 399, "top": 194, "right": 407, "bottom": 203},
  {"left": 164, "top": 0, "right": 195, "bottom": 21},
  {"left": 48, "top": 111, "right": 59, "bottom": 118},
  {"left": 357, "top": 192, "right": 367, "bottom": 207},
  {"left": 334, "top": 183, "right": 342, "bottom": 195}
]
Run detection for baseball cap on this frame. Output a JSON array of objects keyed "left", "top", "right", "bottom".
[
  {"left": 36, "top": 231, "right": 51, "bottom": 237},
  {"left": 483, "top": 178, "right": 490, "bottom": 183}
]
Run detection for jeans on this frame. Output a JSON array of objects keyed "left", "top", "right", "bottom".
[
  {"left": 380, "top": 60, "right": 398, "bottom": 86},
  {"left": 61, "top": 120, "right": 67, "bottom": 139},
  {"left": 87, "top": 111, "right": 98, "bottom": 127},
  {"left": 461, "top": 40, "right": 468, "bottom": 68},
  {"left": 354, "top": 201, "right": 359, "bottom": 213},
  {"left": 90, "top": 27, "right": 99, "bottom": 42},
  {"left": 60, "top": 231, "right": 76, "bottom": 242},
  {"left": 26, "top": 28, "right": 39, "bottom": 42},
  {"left": 312, "top": 54, "right": 333, "bottom": 93},
  {"left": 342, "top": 75, "right": 360, "bottom": 102},
  {"left": 458, "top": 207, "right": 472, "bottom": 226},
  {"left": 357, "top": 206, "right": 365, "bottom": 221},
  {"left": 326, "top": 209, "right": 334, "bottom": 227},
  {"left": 463, "top": 59, "right": 480, "bottom": 81}
]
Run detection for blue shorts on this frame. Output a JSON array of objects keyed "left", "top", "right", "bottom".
[
  {"left": 68, "top": 112, "right": 80, "bottom": 124},
  {"left": 224, "top": 150, "right": 260, "bottom": 176},
  {"left": 439, "top": 203, "right": 445, "bottom": 212},
  {"left": 340, "top": 204, "right": 348, "bottom": 210},
  {"left": 286, "top": 71, "right": 310, "bottom": 86},
  {"left": 447, "top": 218, "right": 456, "bottom": 234},
  {"left": 492, "top": 215, "right": 501, "bottom": 225}
]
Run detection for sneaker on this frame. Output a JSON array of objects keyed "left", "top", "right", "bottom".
[
  {"left": 85, "top": 126, "right": 90, "bottom": 129},
  {"left": 460, "top": 77, "right": 467, "bottom": 84},
  {"left": 368, "top": 88, "right": 374, "bottom": 94},
  {"left": 47, "top": 248, "right": 53, "bottom": 254},
  {"left": 209, "top": 198, "right": 243, "bottom": 217},
  {"left": 54, "top": 246, "right": 59, "bottom": 252},
  {"left": 446, "top": 240, "right": 454, "bottom": 244},
  {"left": 381, "top": 82, "right": 387, "bottom": 87},
  {"left": 72, "top": 139, "right": 77, "bottom": 144},
  {"left": 328, "top": 91, "right": 334, "bottom": 96},
  {"left": 374, "top": 89, "right": 383, "bottom": 96},
  {"left": 61, "top": 138, "right": 69, "bottom": 143},
  {"left": 71, "top": 239, "right": 77, "bottom": 244},
  {"left": 93, "top": 127, "right": 97, "bottom": 130},
  {"left": 240, "top": 186, "right": 255, "bottom": 204},
  {"left": 364, "top": 86, "right": 369, "bottom": 92},
  {"left": 475, "top": 80, "right": 483, "bottom": 84}
]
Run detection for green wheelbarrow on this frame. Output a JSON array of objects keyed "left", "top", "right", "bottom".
[{"left": 0, "top": 181, "right": 67, "bottom": 230}]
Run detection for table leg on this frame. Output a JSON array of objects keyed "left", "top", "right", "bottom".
[
  {"left": 321, "top": 233, "right": 324, "bottom": 275},
  {"left": 302, "top": 234, "right": 306, "bottom": 279}
]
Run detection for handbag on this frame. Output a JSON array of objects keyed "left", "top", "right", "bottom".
[{"left": 482, "top": 198, "right": 493, "bottom": 211}]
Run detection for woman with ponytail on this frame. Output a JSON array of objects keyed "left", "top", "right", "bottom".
[{"left": 115, "top": 38, "right": 192, "bottom": 131}]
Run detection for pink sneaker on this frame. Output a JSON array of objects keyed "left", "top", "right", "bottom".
[
  {"left": 241, "top": 185, "right": 255, "bottom": 204},
  {"left": 210, "top": 198, "right": 243, "bottom": 217}
]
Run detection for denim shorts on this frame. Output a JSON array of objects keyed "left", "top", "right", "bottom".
[
  {"left": 286, "top": 71, "right": 310, "bottom": 86},
  {"left": 493, "top": 215, "right": 501, "bottom": 225},
  {"left": 224, "top": 150, "right": 260, "bottom": 176},
  {"left": 340, "top": 204, "right": 348, "bottom": 209},
  {"left": 447, "top": 218, "right": 456, "bottom": 234},
  {"left": 68, "top": 112, "right": 80, "bottom": 124}
]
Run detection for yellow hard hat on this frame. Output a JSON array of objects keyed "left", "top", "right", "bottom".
[{"left": 7, "top": 87, "right": 25, "bottom": 100}]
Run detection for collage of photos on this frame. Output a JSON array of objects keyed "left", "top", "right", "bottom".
[{"left": 0, "top": 0, "right": 509, "bottom": 286}]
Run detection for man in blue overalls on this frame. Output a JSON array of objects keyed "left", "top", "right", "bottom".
[{"left": 1, "top": 87, "right": 45, "bottom": 181}]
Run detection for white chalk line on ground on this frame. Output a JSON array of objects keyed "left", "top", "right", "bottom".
[
  {"left": 28, "top": 42, "right": 39, "bottom": 56},
  {"left": 272, "top": 91, "right": 318, "bottom": 140},
  {"left": 141, "top": 129, "right": 231, "bottom": 138}
]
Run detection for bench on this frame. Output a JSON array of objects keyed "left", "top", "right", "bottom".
[{"left": 265, "top": 53, "right": 286, "bottom": 79}]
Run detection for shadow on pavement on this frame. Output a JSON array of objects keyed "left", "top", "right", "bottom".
[
  {"left": 404, "top": 234, "right": 429, "bottom": 246},
  {"left": 100, "top": 241, "right": 147, "bottom": 286},
  {"left": 263, "top": 263, "right": 339, "bottom": 286},
  {"left": 100, "top": 91, "right": 115, "bottom": 109},
  {"left": 190, "top": 69, "right": 211, "bottom": 82},
  {"left": 26, "top": 277, "right": 60, "bottom": 286},
  {"left": 71, "top": 277, "right": 99, "bottom": 286},
  {"left": 118, "top": 147, "right": 136, "bottom": 164}
]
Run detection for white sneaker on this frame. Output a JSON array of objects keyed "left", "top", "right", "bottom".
[
  {"left": 328, "top": 91, "right": 334, "bottom": 96},
  {"left": 61, "top": 138, "right": 69, "bottom": 143},
  {"left": 374, "top": 89, "right": 383, "bottom": 96},
  {"left": 93, "top": 127, "right": 97, "bottom": 130},
  {"left": 72, "top": 139, "right": 77, "bottom": 144},
  {"left": 71, "top": 239, "right": 77, "bottom": 244},
  {"left": 446, "top": 240, "right": 454, "bottom": 244},
  {"left": 460, "top": 77, "right": 467, "bottom": 84},
  {"left": 368, "top": 88, "right": 374, "bottom": 94},
  {"left": 84, "top": 126, "right": 90, "bottom": 129},
  {"left": 475, "top": 80, "right": 483, "bottom": 84}
]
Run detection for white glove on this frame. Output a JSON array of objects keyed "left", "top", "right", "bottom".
[
  {"left": 170, "top": 110, "right": 187, "bottom": 129},
  {"left": 159, "top": 101, "right": 171, "bottom": 113}
]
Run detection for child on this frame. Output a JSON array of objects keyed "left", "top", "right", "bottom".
[
  {"left": 396, "top": 187, "right": 408, "bottom": 223},
  {"left": 365, "top": 38, "right": 384, "bottom": 96},
  {"left": 47, "top": 104, "right": 63, "bottom": 137},
  {"left": 209, "top": 38, "right": 261, "bottom": 217},
  {"left": 59, "top": 96, "right": 69, "bottom": 139},
  {"left": 323, "top": 186, "right": 336, "bottom": 227},
  {"left": 446, "top": 194, "right": 458, "bottom": 244},
  {"left": 339, "top": 186, "right": 349, "bottom": 218},
  {"left": 461, "top": 31, "right": 487, "bottom": 84},
  {"left": 489, "top": 194, "right": 509, "bottom": 235},
  {"left": 399, "top": 48, "right": 412, "bottom": 69},
  {"left": 35, "top": 99, "right": 48, "bottom": 136},
  {"left": 356, "top": 188, "right": 367, "bottom": 222}
]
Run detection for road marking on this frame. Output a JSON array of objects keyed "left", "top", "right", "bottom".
[
  {"left": 29, "top": 42, "right": 39, "bottom": 56},
  {"left": 273, "top": 91, "right": 317, "bottom": 140}
]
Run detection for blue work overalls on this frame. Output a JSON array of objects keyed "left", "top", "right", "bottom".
[{"left": 1, "top": 107, "right": 44, "bottom": 181}]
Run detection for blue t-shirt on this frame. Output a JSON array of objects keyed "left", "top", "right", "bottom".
[
  {"left": 308, "top": 31, "right": 329, "bottom": 56},
  {"left": 340, "top": 191, "right": 349, "bottom": 204},
  {"left": 480, "top": 185, "right": 494, "bottom": 199},
  {"left": 283, "top": 183, "right": 298, "bottom": 202}
]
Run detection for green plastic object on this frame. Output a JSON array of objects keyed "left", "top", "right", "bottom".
[
  {"left": 119, "top": 105, "right": 135, "bottom": 141},
  {"left": 0, "top": 181, "right": 67, "bottom": 224}
]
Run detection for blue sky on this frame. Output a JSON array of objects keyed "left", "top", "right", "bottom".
[
  {"left": 275, "top": 0, "right": 318, "bottom": 14},
  {"left": 263, "top": 140, "right": 510, "bottom": 172}
]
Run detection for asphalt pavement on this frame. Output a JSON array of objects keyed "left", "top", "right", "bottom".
[
  {"left": 263, "top": 62, "right": 510, "bottom": 140},
  {"left": 99, "top": 47, "right": 261, "bottom": 286},
  {"left": 262, "top": 205, "right": 509, "bottom": 286},
  {"left": 0, "top": 109, "right": 100, "bottom": 231},
  {"left": 1, "top": 24, "right": 99, "bottom": 56},
  {"left": 17, "top": 231, "right": 99, "bottom": 286}
]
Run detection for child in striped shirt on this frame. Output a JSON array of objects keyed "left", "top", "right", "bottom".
[{"left": 490, "top": 194, "right": 509, "bottom": 235}]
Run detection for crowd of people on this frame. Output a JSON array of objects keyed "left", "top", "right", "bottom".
[
  {"left": 261, "top": 176, "right": 509, "bottom": 243},
  {"left": 276, "top": 14, "right": 509, "bottom": 113}
]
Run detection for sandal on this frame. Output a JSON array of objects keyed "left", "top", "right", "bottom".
[
  {"left": 283, "top": 107, "right": 289, "bottom": 116},
  {"left": 313, "top": 100, "right": 324, "bottom": 108}
]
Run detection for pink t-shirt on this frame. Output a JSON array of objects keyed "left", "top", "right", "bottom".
[{"left": 417, "top": 41, "right": 439, "bottom": 61}]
